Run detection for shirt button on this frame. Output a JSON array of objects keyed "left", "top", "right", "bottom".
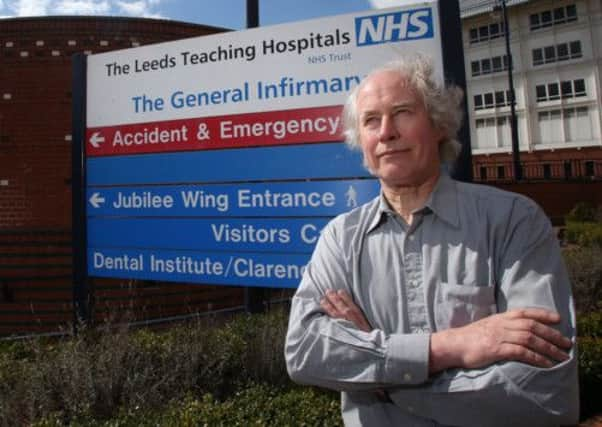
[
  {"left": 408, "top": 235, "right": 415, "bottom": 241},
  {"left": 403, "top": 373, "right": 412, "bottom": 382}
]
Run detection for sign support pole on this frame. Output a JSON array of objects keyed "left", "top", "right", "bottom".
[
  {"left": 439, "top": 0, "right": 473, "bottom": 183},
  {"left": 244, "top": 0, "right": 268, "bottom": 314},
  {"left": 72, "top": 53, "right": 91, "bottom": 331}
]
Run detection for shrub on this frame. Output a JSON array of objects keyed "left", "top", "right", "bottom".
[
  {"left": 578, "top": 337, "right": 602, "bottom": 420},
  {"left": 564, "top": 221, "right": 602, "bottom": 247},
  {"left": 32, "top": 384, "right": 342, "bottom": 427},
  {"left": 566, "top": 202, "right": 599, "bottom": 223},
  {"left": 578, "top": 312, "right": 602, "bottom": 339},
  {"left": 0, "top": 309, "right": 291, "bottom": 426},
  {"left": 563, "top": 246, "right": 602, "bottom": 313}
]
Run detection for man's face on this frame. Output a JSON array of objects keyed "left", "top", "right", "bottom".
[{"left": 356, "top": 70, "right": 443, "bottom": 188}]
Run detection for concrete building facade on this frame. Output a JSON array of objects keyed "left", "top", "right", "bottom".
[{"left": 461, "top": 0, "right": 602, "bottom": 181}]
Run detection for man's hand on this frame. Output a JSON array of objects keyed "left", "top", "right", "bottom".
[
  {"left": 320, "top": 289, "right": 372, "bottom": 332},
  {"left": 430, "top": 308, "right": 572, "bottom": 373}
]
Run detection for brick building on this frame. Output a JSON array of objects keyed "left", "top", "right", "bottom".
[{"left": 0, "top": 16, "right": 251, "bottom": 336}]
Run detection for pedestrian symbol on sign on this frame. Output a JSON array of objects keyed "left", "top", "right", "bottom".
[{"left": 345, "top": 185, "right": 358, "bottom": 208}]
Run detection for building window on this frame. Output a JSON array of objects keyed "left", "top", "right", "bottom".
[
  {"left": 543, "top": 163, "right": 552, "bottom": 179},
  {"left": 474, "top": 91, "right": 512, "bottom": 110},
  {"left": 469, "top": 22, "right": 505, "bottom": 44},
  {"left": 585, "top": 161, "right": 595, "bottom": 177},
  {"left": 537, "top": 107, "right": 592, "bottom": 143},
  {"left": 530, "top": 4, "right": 578, "bottom": 30},
  {"left": 574, "top": 79, "right": 586, "bottom": 96},
  {"left": 535, "top": 79, "right": 586, "bottom": 102},
  {"left": 492, "top": 56, "right": 502, "bottom": 72},
  {"left": 533, "top": 48, "right": 543, "bottom": 65},
  {"left": 482, "top": 58, "right": 491, "bottom": 74},
  {"left": 471, "top": 61, "right": 480, "bottom": 76},
  {"left": 497, "top": 166, "right": 506, "bottom": 179},
  {"left": 532, "top": 41, "right": 582, "bottom": 66},
  {"left": 557, "top": 43, "right": 569, "bottom": 60},
  {"left": 544, "top": 45, "right": 556, "bottom": 63},
  {"left": 495, "top": 91, "right": 506, "bottom": 107},
  {"left": 548, "top": 83, "right": 560, "bottom": 100},
  {"left": 564, "top": 161, "right": 573, "bottom": 179},
  {"left": 561, "top": 81, "right": 573, "bottom": 98},
  {"left": 474, "top": 115, "right": 511, "bottom": 150},
  {"left": 483, "top": 93, "right": 494, "bottom": 108},
  {"left": 471, "top": 55, "right": 509, "bottom": 77},
  {"left": 569, "top": 41, "right": 582, "bottom": 57},
  {"left": 536, "top": 85, "right": 547, "bottom": 101},
  {"left": 479, "top": 167, "right": 487, "bottom": 180}
]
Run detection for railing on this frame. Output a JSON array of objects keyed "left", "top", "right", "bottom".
[{"left": 474, "top": 159, "right": 602, "bottom": 182}]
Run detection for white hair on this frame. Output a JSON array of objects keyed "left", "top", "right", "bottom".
[{"left": 342, "top": 55, "right": 464, "bottom": 164}]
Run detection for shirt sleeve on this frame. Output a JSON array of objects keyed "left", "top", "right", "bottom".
[
  {"left": 388, "top": 198, "right": 580, "bottom": 427},
  {"left": 285, "top": 218, "right": 431, "bottom": 391}
]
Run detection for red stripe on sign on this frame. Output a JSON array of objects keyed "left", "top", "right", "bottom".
[{"left": 86, "top": 105, "right": 344, "bottom": 157}]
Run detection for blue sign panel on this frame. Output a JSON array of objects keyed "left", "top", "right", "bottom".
[
  {"left": 87, "top": 142, "right": 369, "bottom": 186},
  {"left": 86, "top": 179, "right": 379, "bottom": 217},
  {"left": 88, "top": 248, "right": 310, "bottom": 288},
  {"left": 355, "top": 8, "right": 434, "bottom": 47},
  {"left": 88, "top": 218, "right": 329, "bottom": 253}
]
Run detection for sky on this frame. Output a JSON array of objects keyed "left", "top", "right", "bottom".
[{"left": 0, "top": 0, "right": 404, "bottom": 29}]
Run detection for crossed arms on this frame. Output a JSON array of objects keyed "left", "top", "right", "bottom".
[{"left": 285, "top": 204, "right": 580, "bottom": 426}]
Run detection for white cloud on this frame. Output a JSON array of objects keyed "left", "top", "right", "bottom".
[
  {"left": 0, "top": 0, "right": 164, "bottom": 17},
  {"left": 115, "top": 0, "right": 161, "bottom": 17},
  {"left": 53, "top": 0, "right": 110, "bottom": 14},
  {"left": 368, "top": 0, "right": 407, "bottom": 9},
  {"left": 15, "top": 0, "right": 52, "bottom": 15}
]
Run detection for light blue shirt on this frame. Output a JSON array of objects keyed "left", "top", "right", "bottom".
[{"left": 285, "top": 174, "right": 579, "bottom": 426}]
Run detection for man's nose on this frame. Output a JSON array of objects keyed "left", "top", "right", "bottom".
[{"left": 378, "top": 115, "right": 399, "bottom": 142}]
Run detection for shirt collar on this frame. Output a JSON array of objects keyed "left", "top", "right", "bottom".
[
  {"left": 367, "top": 173, "right": 460, "bottom": 233},
  {"left": 424, "top": 173, "right": 460, "bottom": 228}
]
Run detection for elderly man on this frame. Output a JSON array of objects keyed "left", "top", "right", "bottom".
[{"left": 284, "top": 56, "right": 579, "bottom": 426}]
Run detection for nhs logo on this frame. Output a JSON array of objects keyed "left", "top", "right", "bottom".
[{"left": 355, "top": 8, "right": 434, "bottom": 46}]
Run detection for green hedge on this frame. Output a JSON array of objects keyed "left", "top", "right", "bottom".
[
  {"left": 565, "top": 202, "right": 600, "bottom": 223},
  {"left": 33, "top": 385, "right": 342, "bottom": 427},
  {"left": 563, "top": 245, "right": 602, "bottom": 313},
  {"left": 0, "top": 311, "right": 291, "bottom": 426},
  {"left": 564, "top": 221, "right": 602, "bottom": 247}
]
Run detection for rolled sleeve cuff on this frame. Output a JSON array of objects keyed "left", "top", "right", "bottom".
[{"left": 384, "top": 333, "right": 430, "bottom": 385}]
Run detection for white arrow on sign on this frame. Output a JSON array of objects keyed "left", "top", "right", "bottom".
[
  {"left": 89, "top": 192, "right": 106, "bottom": 208},
  {"left": 89, "top": 132, "right": 105, "bottom": 148}
]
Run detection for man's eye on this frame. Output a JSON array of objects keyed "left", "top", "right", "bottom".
[
  {"left": 394, "top": 108, "right": 411, "bottom": 116},
  {"left": 363, "top": 117, "right": 380, "bottom": 127}
]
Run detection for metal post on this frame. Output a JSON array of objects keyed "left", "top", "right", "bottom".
[
  {"left": 247, "top": 0, "right": 259, "bottom": 29},
  {"left": 500, "top": 0, "right": 522, "bottom": 181},
  {"left": 72, "top": 53, "right": 90, "bottom": 331},
  {"left": 439, "top": 0, "right": 473, "bottom": 182},
  {"left": 244, "top": 0, "right": 267, "bottom": 314}
]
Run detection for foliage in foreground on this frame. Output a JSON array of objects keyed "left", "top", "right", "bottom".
[
  {"left": 33, "top": 384, "right": 342, "bottom": 427},
  {"left": 0, "top": 310, "right": 291, "bottom": 427},
  {"left": 564, "top": 245, "right": 602, "bottom": 314}
]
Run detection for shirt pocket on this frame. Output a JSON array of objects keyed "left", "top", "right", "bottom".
[{"left": 434, "top": 283, "right": 496, "bottom": 330}]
